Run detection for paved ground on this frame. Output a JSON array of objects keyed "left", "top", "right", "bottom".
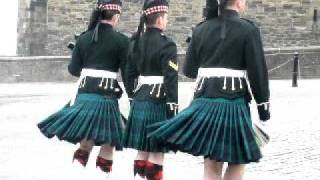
[{"left": 0, "top": 80, "right": 319, "bottom": 180}]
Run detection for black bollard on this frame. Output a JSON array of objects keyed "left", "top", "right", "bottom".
[
  {"left": 292, "top": 52, "right": 299, "bottom": 87},
  {"left": 314, "top": 9, "right": 318, "bottom": 23}
]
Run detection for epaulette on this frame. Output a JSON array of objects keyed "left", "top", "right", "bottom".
[
  {"left": 121, "top": 32, "right": 132, "bottom": 38},
  {"left": 67, "top": 31, "right": 86, "bottom": 50},
  {"left": 160, "top": 33, "right": 175, "bottom": 44},
  {"left": 195, "top": 20, "right": 205, "bottom": 27},
  {"left": 114, "top": 30, "right": 131, "bottom": 39},
  {"left": 185, "top": 20, "right": 205, "bottom": 43},
  {"left": 73, "top": 31, "right": 86, "bottom": 41},
  {"left": 160, "top": 32, "right": 169, "bottom": 39},
  {"left": 241, "top": 18, "right": 257, "bottom": 26}
]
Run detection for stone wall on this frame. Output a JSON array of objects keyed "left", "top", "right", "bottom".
[
  {"left": 2, "top": 47, "right": 320, "bottom": 82},
  {"left": 45, "top": 0, "right": 95, "bottom": 56},
  {"left": 17, "top": 0, "right": 320, "bottom": 56},
  {"left": 0, "top": 56, "right": 75, "bottom": 82},
  {"left": 246, "top": 0, "right": 320, "bottom": 47},
  {"left": 45, "top": 0, "right": 202, "bottom": 55}
]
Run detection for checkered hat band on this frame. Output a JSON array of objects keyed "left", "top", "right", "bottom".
[
  {"left": 99, "top": 4, "right": 122, "bottom": 13},
  {"left": 144, "top": 5, "right": 168, "bottom": 15}
]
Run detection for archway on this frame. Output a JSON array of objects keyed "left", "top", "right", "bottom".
[{"left": 17, "top": 0, "right": 48, "bottom": 56}]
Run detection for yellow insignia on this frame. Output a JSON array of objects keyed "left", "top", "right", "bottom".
[{"left": 169, "top": 60, "right": 178, "bottom": 71}]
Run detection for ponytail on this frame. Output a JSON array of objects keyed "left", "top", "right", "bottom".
[
  {"left": 88, "top": 8, "right": 119, "bottom": 43},
  {"left": 131, "top": 14, "right": 146, "bottom": 72},
  {"left": 87, "top": 7, "right": 103, "bottom": 43},
  {"left": 133, "top": 14, "right": 145, "bottom": 51},
  {"left": 88, "top": 8, "right": 101, "bottom": 31}
]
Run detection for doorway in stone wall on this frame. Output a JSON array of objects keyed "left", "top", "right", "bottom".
[{"left": 0, "top": 0, "right": 18, "bottom": 56}]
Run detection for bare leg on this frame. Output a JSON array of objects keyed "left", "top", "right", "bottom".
[
  {"left": 204, "top": 159, "right": 224, "bottom": 180},
  {"left": 223, "top": 164, "right": 245, "bottom": 180},
  {"left": 79, "top": 139, "right": 94, "bottom": 152},
  {"left": 98, "top": 144, "right": 114, "bottom": 160},
  {"left": 136, "top": 151, "right": 150, "bottom": 161},
  {"left": 148, "top": 153, "right": 164, "bottom": 165}
]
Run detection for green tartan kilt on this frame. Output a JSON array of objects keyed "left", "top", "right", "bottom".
[
  {"left": 37, "top": 93, "right": 124, "bottom": 150},
  {"left": 148, "top": 97, "right": 262, "bottom": 164},
  {"left": 123, "top": 100, "right": 169, "bottom": 153}
]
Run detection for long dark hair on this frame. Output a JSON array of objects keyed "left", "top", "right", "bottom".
[
  {"left": 130, "top": 14, "right": 146, "bottom": 72},
  {"left": 131, "top": 12, "right": 166, "bottom": 71},
  {"left": 87, "top": 7, "right": 118, "bottom": 42},
  {"left": 88, "top": 8, "right": 101, "bottom": 31},
  {"left": 133, "top": 12, "right": 164, "bottom": 49},
  {"left": 133, "top": 15, "right": 146, "bottom": 50},
  {"left": 88, "top": 8, "right": 118, "bottom": 31}
]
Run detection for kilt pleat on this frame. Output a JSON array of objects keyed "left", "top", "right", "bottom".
[
  {"left": 148, "top": 97, "right": 262, "bottom": 164},
  {"left": 123, "top": 100, "right": 168, "bottom": 152},
  {"left": 37, "top": 93, "right": 124, "bottom": 150}
]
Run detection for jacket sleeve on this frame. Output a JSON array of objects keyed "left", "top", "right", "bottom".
[
  {"left": 124, "top": 39, "right": 140, "bottom": 99},
  {"left": 68, "top": 39, "right": 83, "bottom": 77},
  {"left": 244, "top": 27, "right": 270, "bottom": 121},
  {"left": 183, "top": 32, "right": 199, "bottom": 79},
  {"left": 161, "top": 41, "right": 178, "bottom": 104}
]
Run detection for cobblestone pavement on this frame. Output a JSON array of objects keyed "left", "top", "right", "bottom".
[{"left": 0, "top": 80, "right": 319, "bottom": 180}]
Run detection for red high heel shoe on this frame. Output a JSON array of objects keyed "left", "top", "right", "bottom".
[
  {"left": 72, "top": 149, "right": 90, "bottom": 167},
  {"left": 145, "top": 161, "right": 163, "bottom": 180},
  {"left": 134, "top": 160, "right": 147, "bottom": 178},
  {"left": 96, "top": 156, "right": 113, "bottom": 173}
]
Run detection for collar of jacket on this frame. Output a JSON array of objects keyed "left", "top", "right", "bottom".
[
  {"left": 146, "top": 27, "right": 163, "bottom": 33},
  {"left": 221, "top": 9, "right": 239, "bottom": 18},
  {"left": 99, "top": 22, "right": 113, "bottom": 29}
]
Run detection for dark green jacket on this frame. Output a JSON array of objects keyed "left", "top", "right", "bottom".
[
  {"left": 184, "top": 9, "right": 269, "bottom": 105},
  {"left": 69, "top": 23, "right": 129, "bottom": 99},
  {"left": 125, "top": 27, "right": 178, "bottom": 104}
]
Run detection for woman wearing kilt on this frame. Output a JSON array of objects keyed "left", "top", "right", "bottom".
[
  {"left": 149, "top": 0, "right": 270, "bottom": 179},
  {"left": 122, "top": 0, "right": 178, "bottom": 179},
  {"left": 37, "top": 0, "right": 129, "bottom": 174}
]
